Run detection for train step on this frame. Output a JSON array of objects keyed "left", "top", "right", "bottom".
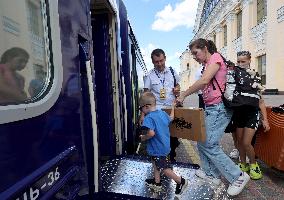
[
  {"left": 78, "top": 191, "right": 154, "bottom": 199},
  {"left": 97, "top": 156, "right": 229, "bottom": 200}
]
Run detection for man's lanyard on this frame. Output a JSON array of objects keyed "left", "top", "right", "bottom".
[{"left": 154, "top": 70, "right": 165, "bottom": 87}]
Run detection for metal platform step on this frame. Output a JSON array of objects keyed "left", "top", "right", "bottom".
[
  {"left": 99, "top": 157, "right": 230, "bottom": 200},
  {"left": 78, "top": 191, "right": 154, "bottom": 199}
]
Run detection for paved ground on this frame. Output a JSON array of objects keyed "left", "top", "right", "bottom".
[{"left": 175, "top": 94, "right": 284, "bottom": 200}]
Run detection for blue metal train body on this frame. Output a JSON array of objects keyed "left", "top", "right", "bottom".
[{"left": 0, "top": 0, "right": 147, "bottom": 199}]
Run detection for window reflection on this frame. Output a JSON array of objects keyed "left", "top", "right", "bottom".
[
  {"left": 0, "top": 48, "right": 29, "bottom": 104},
  {"left": 0, "top": 0, "right": 50, "bottom": 105}
]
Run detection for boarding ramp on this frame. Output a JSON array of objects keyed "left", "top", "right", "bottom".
[{"left": 98, "top": 139, "right": 230, "bottom": 199}]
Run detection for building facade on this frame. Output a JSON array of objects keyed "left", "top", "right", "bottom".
[
  {"left": 180, "top": 0, "right": 284, "bottom": 93},
  {"left": 179, "top": 49, "right": 203, "bottom": 91}
]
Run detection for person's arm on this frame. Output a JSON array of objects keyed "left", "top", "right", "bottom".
[
  {"left": 0, "top": 77, "right": 27, "bottom": 101},
  {"left": 177, "top": 62, "right": 220, "bottom": 103},
  {"left": 143, "top": 74, "right": 151, "bottom": 92},
  {"left": 173, "top": 69, "right": 181, "bottom": 97},
  {"left": 140, "top": 117, "right": 155, "bottom": 141},
  {"left": 169, "top": 100, "right": 176, "bottom": 121},
  {"left": 259, "top": 98, "right": 270, "bottom": 132},
  {"left": 140, "top": 129, "right": 155, "bottom": 141},
  {"left": 173, "top": 84, "right": 180, "bottom": 97},
  {"left": 138, "top": 112, "right": 145, "bottom": 126}
]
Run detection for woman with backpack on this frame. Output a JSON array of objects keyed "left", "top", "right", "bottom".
[{"left": 177, "top": 38, "right": 250, "bottom": 196}]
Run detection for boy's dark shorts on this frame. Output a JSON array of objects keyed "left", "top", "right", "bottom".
[
  {"left": 233, "top": 106, "right": 260, "bottom": 130},
  {"left": 151, "top": 156, "right": 171, "bottom": 171}
]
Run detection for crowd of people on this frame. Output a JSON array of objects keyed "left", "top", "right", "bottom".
[{"left": 138, "top": 38, "right": 270, "bottom": 197}]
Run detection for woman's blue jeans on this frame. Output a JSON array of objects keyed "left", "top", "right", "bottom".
[{"left": 197, "top": 102, "right": 241, "bottom": 183}]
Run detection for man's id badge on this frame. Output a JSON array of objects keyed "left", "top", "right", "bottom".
[{"left": 160, "top": 88, "right": 166, "bottom": 100}]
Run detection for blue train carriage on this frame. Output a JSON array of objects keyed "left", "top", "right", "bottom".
[
  {"left": 92, "top": 0, "right": 146, "bottom": 157},
  {"left": 127, "top": 23, "right": 148, "bottom": 153},
  {"left": 128, "top": 22, "right": 148, "bottom": 143},
  {"left": 0, "top": 0, "right": 146, "bottom": 199}
]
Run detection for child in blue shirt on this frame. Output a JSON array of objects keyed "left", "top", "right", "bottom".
[{"left": 139, "top": 92, "right": 188, "bottom": 196}]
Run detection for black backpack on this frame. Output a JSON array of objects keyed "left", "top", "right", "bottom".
[
  {"left": 213, "top": 55, "right": 262, "bottom": 108},
  {"left": 169, "top": 66, "right": 177, "bottom": 87}
]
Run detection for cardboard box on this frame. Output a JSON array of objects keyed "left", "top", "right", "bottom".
[{"left": 162, "top": 107, "right": 206, "bottom": 142}]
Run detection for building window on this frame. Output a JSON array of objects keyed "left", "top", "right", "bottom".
[
  {"left": 257, "top": 54, "right": 266, "bottom": 85},
  {"left": 27, "top": 1, "right": 40, "bottom": 36},
  {"left": 200, "top": 0, "right": 221, "bottom": 28},
  {"left": 237, "top": 11, "right": 242, "bottom": 38},
  {"left": 257, "top": 0, "right": 267, "bottom": 24},
  {"left": 187, "top": 63, "right": 189, "bottom": 71},
  {"left": 223, "top": 25, "right": 227, "bottom": 46}
]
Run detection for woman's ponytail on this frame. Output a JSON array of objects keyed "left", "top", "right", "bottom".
[
  {"left": 189, "top": 38, "right": 217, "bottom": 54},
  {"left": 206, "top": 40, "right": 217, "bottom": 54}
]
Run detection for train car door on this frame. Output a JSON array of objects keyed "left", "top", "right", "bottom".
[
  {"left": 109, "top": 12, "right": 123, "bottom": 156},
  {"left": 91, "top": 12, "right": 115, "bottom": 157}
]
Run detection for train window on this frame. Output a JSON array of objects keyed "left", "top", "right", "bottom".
[
  {"left": 0, "top": 0, "right": 51, "bottom": 106},
  {"left": 0, "top": 0, "right": 63, "bottom": 124}
]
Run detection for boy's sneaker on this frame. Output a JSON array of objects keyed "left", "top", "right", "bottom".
[
  {"left": 175, "top": 177, "right": 188, "bottom": 195},
  {"left": 145, "top": 178, "right": 162, "bottom": 190},
  {"left": 249, "top": 162, "right": 262, "bottom": 180},
  {"left": 229, "top": 149, "right": 239, "bottom": 159},
  {"left": 238, "top": 163, "right": 250, "bottom": 173},
  {"left": 227, "top": 172, "right": 250, "bottom": 196},
  {"left": 195, "top": 169, "right": 221, "bottom": 186}
]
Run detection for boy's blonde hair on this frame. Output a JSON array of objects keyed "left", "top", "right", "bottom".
[{"left": 139, "top": 92, "right": 156, "bottom": 106}]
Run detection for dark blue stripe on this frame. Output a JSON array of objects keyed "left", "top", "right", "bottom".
[{"left": 0, "top": 146, "right": 77, "bottom": 199}]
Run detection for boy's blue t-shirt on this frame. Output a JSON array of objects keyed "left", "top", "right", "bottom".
[{"left": 142, "top": 110, "right": 171, "bottom": 156}]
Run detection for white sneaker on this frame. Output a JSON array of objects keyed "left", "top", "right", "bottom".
[
  {"left": 238, "top": 156, "right": 250, "bottom": 163},
  {"left": 195, "top": 169, "right": 221, "bottom": 186},
  {"left": 246, "top": 156, "right": 250, "bottom": 163},
  {"left": 227, "top": 172, "right": 250, "bottom": 196},
  {"left": 229, "top": 149, "right": 239, "bottom": 159}
]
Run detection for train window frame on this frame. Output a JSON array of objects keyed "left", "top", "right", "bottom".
[{"left": 0, "top": 0, "right": 63, "bottom": 124}]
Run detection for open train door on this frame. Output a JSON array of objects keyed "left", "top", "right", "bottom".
[{"left": 91, "top": 0, "right": 123, "bottom": 158}]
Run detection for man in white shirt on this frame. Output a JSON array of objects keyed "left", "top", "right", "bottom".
[
  {"left": 142, "top": 48, "right": 181, "bottom": 161},
  {"left": 143, "top": 49, "right": 180, "bottom": 108}
]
